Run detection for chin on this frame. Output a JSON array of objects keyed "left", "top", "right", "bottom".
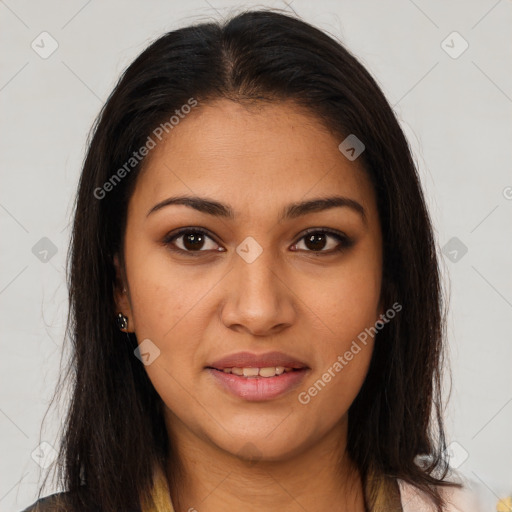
[{"left": 214, "top": 430, "right": 309, "bottom": 464}]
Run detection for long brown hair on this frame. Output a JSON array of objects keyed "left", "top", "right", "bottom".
[{"left": 36, "top": 8, "right": 462, "bottom": 512}]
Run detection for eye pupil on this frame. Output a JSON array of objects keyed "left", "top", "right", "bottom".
[
  {"left": 183, "top": 232, "right": 204, "bottom": 250},
  {"left": 305, "top": 233, "right": 327, "bottom": 251}
]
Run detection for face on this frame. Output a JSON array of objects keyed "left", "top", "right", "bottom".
[{"left": 114, "top": 99, "right": 383, "bottom": 462}]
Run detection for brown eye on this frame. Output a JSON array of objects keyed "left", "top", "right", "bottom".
[
  {"left": 164, "top": 228, "right": 222, "bottom": 255},
  {"left": 304, "top": 232, "right": 330, "bottom": 251},
  {"left": 180, "top": 231, "right": 208, "bottom": 251},
  {"left": 291, "top": 229, "right": 352, "bottom": 253}
]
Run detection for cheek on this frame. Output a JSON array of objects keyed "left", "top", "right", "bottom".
[
  {"left": 303, "top": 250, "right": 382, "bottom": 344},
  {"left": 304, "top": 280, "right": 377, "bottom": 397},
  {"left": 294, "top": 249, "right": 381, "bottom": 409},
  {"left": 296, "top": 345, "right": 373, "bottom": 431},
  {"left": 295, "top": 273, "right": 379, "bottom": 418},
  {"left": 123, "top": 246, "right": 212, "bottom": 392},
  {"left": 126, "top": 241, "right": 210, "bottom": 338}
]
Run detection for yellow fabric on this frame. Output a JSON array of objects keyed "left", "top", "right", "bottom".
[
  {"left": 496, "top": 497, "right": 512, "bottom": 512},
  {"left": 139, "top": 461, "right": 397, "bottom": 512},
  {"left": 140, "top": 463, "right": 175, "bottom": 512},
  {"left": 140, "top": 460, "right": 485, "bottom": 511}
]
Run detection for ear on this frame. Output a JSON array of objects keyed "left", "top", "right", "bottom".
[{"left": 113, "top": 253, "right": 133, "bottom": 324}]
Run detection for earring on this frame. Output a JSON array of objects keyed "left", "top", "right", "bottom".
[{"left": 116, "top": 312, "right": 128, "bottom": 330}]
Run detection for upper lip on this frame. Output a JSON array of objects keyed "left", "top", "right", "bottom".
[{"left": 206, "top": 351, "right": 309, "bottom": 370}]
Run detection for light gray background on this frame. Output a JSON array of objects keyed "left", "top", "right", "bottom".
[{"left": 1, "top": 1, "right": 511, "bottom": 511}]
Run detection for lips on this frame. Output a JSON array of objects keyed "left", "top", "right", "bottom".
[{"left": 206, "top": 351, "right": 309, "bottom": 371}]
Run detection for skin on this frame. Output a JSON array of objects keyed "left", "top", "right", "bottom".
[{"left": 114, "top": 99, "right": 383, "bottom": 512}]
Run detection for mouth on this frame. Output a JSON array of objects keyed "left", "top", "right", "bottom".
[
  {"left": 206, "top": 350, "right": 309, "bottom": 372},
  {"left": 206, "top": 366, "right": 303, "bottom": 377},
  {"left": 205, "top": 366, "right": 309, "bottom": 401},
  {"left": 205, "top": 351, "right": 310, "bottom": 401}
]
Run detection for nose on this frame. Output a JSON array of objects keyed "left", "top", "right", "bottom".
[{"left": 220, "top": 245, "right": 297, "bottom": 337}]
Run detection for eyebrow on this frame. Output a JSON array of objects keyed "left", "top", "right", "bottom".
[{"left": 146, "top": 195, "right": 366, "bottom": 224}]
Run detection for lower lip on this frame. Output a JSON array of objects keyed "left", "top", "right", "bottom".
[{"left": 207, "top": 368, "right": 308, "bottom": 401}]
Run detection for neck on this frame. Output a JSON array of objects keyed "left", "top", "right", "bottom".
[{"left": 164, "top": 410, "right": 366, "bottom": 512}]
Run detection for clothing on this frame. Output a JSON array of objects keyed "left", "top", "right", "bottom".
[
  {"left": 398, "top": 478, "right": 484, "bottom": 512},
  {"left": 20, "top": 491, "right": 95, "bottom": 512},
  {"left": 20, "top": 479, "right": 484, "bottom": 512},
  {"left": 19, "top": 491, "right": 140, "bottom": 512}
]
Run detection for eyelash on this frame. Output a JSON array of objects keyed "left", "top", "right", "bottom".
[{"left": 162, "top": 227, "right": 353, "bottom": 257}]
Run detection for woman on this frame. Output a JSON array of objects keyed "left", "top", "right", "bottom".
[{"left": 21, "top": 8, "right": 482, "bottom": 512}]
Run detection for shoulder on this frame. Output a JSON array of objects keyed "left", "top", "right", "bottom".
[
  {"left": 20, "top": 490, "right": 142, "bottom": 512},
  {"left": 20, "top": 491, "right": 73, "bottom": 512},
  {"left": 397, "top": 473, "right": 486, "bottom": 512}
]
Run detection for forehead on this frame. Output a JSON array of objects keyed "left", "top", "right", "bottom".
[{"left": 130, "top": 99, "right": 376, "bottom": 221}]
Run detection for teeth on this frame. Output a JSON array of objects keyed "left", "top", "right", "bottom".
[
  {"left": 220, "top": 366, "right": 294, "bottom": 377},
  {"left": 259, "top": 367, "right": 279, "bottom": 377},
  {"left": 243, "top": 367, "right": 260, "bottom": 377}
]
